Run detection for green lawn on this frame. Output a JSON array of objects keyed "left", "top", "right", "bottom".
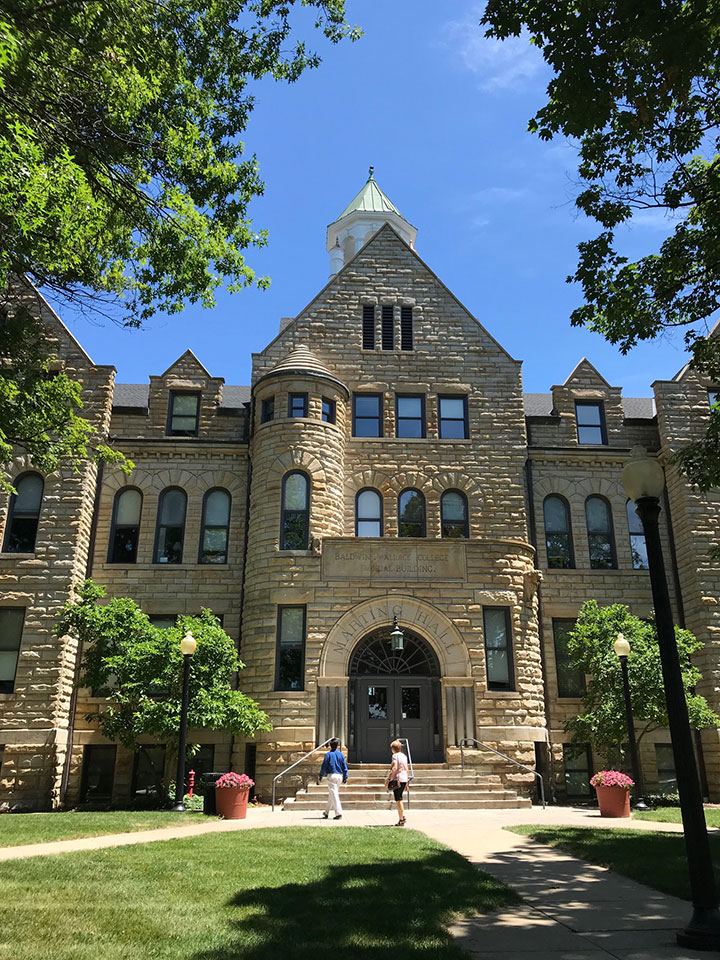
[
  {"left": 0, "top": 810, "right": 207, "bottom": 847},
  {"left": 508, "top": 824, "right": 720, "bottom": 901},
  {"left": 633, "top": 806, "right": 720, "bottom": 827},
  {"left": 0, "top": 827, "right": 518, "bottom": 960}
]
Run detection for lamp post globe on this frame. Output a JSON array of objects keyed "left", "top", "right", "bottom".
[
  {"left": 612, "top": 632, "right": 648, "bottom": 811},
  {"left": 172, "top": 630, "right": 195, "bottom": 812},
  {"left": 623, "top": 447, "right": 720, "bottom": 950}
]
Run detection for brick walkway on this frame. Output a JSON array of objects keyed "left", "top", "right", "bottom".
[{"left": 0, "top": 805, "right": 708, "bottom": 959}]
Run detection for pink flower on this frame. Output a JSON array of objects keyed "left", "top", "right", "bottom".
[
  {"left": 590, "top": 769, "right": 634, "bottom": 789},
  {"left": 216, "top": 772, "right": 255, "bottom": 789}
]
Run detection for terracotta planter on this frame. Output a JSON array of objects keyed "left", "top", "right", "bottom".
[
  {"left": 595, "top": 783, "right": 631, "bottom": 818},
  {"left": 216, "top": 785, "right": 250, "bottom": 820}
]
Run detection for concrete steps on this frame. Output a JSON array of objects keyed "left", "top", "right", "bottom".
[{"left": 281, "top": 762, "right": 533, "bottom": 811}]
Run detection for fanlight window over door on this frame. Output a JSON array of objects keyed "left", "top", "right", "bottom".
[{"left": 349, "top": 626, "right": 440, "bottom": 677}]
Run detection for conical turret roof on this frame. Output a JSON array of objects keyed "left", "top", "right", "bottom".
[
  {"left": 334, "top": 167, "right": 409, "bottom": 223},
  {"left": 256, "top": 346, "right": 348, "bottom": 394}
]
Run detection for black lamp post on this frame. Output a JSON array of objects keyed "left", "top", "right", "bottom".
[
  {"left": 171, "top": 630, "right": 196, "bottom": 812},
  {"left": 623, "top": 447, "right": 720, "bottom": 950},
  {"left": 613, "top": 632, "right": 649, "bottom": 811}
]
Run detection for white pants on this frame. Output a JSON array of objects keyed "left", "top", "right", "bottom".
[{"left": 325, "top": 773, "right": 343, "bottom": 816}]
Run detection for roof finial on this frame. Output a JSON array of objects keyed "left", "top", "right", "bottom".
[{"left": 368, "top": 165, "right": 375, "bottom": 181}]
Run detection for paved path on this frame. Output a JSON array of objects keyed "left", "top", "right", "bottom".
[{"left": 0, "top": 804, "right": 708, "bottom": 959}]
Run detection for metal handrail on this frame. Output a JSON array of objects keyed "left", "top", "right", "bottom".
[
  {"left": 272, "top": 737, "right": 336, "bottom": 812},
  {"left": 460, "top": 737, "right": 546, "bottom": 809}
]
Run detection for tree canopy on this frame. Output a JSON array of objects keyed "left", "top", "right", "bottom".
[
  {"left": 563, "top": 601, "right": 718, "bottom": 759},
  {"left": 56, "top": 580, "right": 271, "bottom": 754},
  {"left": 0, "top": 0, "right": 357, "bottom": 326},
  {"left": 482, "top": 1, "right": 720, "bottom": 487}
]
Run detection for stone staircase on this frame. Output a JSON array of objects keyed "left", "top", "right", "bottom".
[{"left": 282, "top": 763, "right": 533, "bottom": 811}]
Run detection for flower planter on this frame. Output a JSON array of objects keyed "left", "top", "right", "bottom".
[
  {"left": 216, "top": 785, "right": 250, "bottom": 820},
  {"left": 595, "top": 783, "right": 631, "bottom": 818}
]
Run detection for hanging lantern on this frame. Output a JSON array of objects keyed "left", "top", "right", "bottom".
[{"left": 390, "top": 615, "right": 404, "bottom": 652}]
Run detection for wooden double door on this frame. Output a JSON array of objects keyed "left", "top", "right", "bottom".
[{"left": 352, "top": 677, "right": 436, "bottom": 763}]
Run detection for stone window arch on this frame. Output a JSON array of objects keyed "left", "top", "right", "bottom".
[
  {"left": 585, "top": 495, "right": 617, "bottom": 569},
  {"left": 398, "top": 488, "right": 426, "bottom": 538},
  {"left": 543, "top": 494, "right": 574, "bottom": 569},
  {"left": 281, "top": 471, "right": 310, "bottom": 550},
  {"left": 440, "top": 489, "right": 468, "bottom": 539},
  {"left": 153, "top": 487, "right": 187, "bottom": 564},
  {"left": 355, "top": 488, "right": 382, "bottom": 537},
  {"left": 199, "top": 488, "right": 231, "bottom": 563},
  {"left": 3, "top": 472, "right": 44, "bottom": 553},
  {"left": 108, "top": 487, "right": 143, "bottom": 563}
]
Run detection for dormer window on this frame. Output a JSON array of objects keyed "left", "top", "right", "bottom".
[
  {"left": 575, "top": 401, "right": 607, "bottom": 445},
  {"left": 167, "top": 392, "right": 200, "bottom": 437}
]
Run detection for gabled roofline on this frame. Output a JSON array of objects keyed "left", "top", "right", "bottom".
[
  {"left": 561, "top": 357, "right": 612, "bottom": 389},
  {"left": 19, "top": 277, "right": 106, "bottom": 369},
  {"left": 253, "top": 223, "right": 520, "bottom": 367},
  {"left": 159, "top": 348, "right": 216, "bottom": 380}
]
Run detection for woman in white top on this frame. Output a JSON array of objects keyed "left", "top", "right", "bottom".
[{"left": 385, "top": 739, "right": 409, "bottom": 826}]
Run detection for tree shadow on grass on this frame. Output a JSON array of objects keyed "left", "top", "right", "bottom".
[{"left": 192, "top": 848, "right": 518, "bottom": 960}]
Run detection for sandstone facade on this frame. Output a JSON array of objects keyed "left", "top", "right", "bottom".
[{"left": 1, "top": 184, "right": 719, "bottom": 809}]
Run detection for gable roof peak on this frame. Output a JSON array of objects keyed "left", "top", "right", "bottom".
[
  {"left": 562, "top": 357, "right": 612, "bottom": 389},
  {"left": 160, "top": 348, "right": 213, "bottom": 379}
]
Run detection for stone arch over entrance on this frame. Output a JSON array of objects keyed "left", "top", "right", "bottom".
[{"left": 320, "top": 595, "right": 471, "bottom": 681}]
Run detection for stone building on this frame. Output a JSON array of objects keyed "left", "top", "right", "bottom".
[{"left": 1, "top": 172, "right": 718, "bottom": 809}]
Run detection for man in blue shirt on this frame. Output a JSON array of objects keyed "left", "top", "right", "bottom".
[{"left": 318, "top": 738, "right": 348, "bottom": 820}]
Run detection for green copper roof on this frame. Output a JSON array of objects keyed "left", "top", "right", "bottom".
[{"left": 335, "top": 167, "right": 408, "bottom": 222}]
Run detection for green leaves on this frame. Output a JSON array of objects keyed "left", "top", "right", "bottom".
[
  {"left": 57, "top": 580, "right": 271, "bottom": 751},
  {"left": 563, "top": 601, "right": 719, "bottom": 760},
  {"left": 482, "top": 1, "right": 720, "bottom": 486},
  {"left": 1, "top": 0, "right": 356, "bottom": 324}
]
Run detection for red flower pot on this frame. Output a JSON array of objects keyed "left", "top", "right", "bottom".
[
  {"left": 216, "top": 785, "right": 250, "bottom": 820},
  {"left": 595, "top": 783, "right": 631, "bottom": 818}
]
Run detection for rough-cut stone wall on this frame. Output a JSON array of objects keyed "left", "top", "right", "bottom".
[{"left": 0, "top": 281, "right": 114, "bottom": 809}]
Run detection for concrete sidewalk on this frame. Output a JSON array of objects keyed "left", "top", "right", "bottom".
[{"left": 0, "top": 804, "right": 708, "bottom": 958}]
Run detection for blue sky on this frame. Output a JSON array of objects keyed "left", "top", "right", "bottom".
[{"left": 58, "top": 1, "right": 698, "bottom": 396}]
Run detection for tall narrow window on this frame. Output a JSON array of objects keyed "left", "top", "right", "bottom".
[
  {"left": 0, "top": 607, "right": 25, "bottom": 693},
  {"left": 281, "top": 472, "right": 310, "bottom": 550},
  {"left": 153, "top": 488, "right": 187, "bottom": 564},
  {"left": 261, "top": 397, "right": 275, "bottom": 423},
  {"left": 575, "top": 401, "right": 606, "bottom": 445},
  {"left": 132, "top": 745, "right": 166, "bottom": 798},
  {"left": 352, "top": 393, "right": 383, "bottom": 437},
  {"left": 543, "top": 495, "right": 574, "bottom": 569},
  {"left": 288, "top": 393, "right": 308, "bottom": 418},
  {"left": 80, "top": 745, "right": 117, "bottom": 802},
  {"left": 552, "top": 619, "right": 585, "bottom": 697},
  {"left": 322, "top": 397, "right": 336, "bottom": 423},
  {"left": 275, "top": 605, "right": 306, "bottom": 691},
  {"left": 3, "top": 473, "right": 43, "bottom": 553},
  {"left": 362, "top": 304, "right": 375, "bottom": 350},
  {"left": 401, "top": 306, "right": 413, "bottom": 351},
  {"left": 563, "top": 744, "right": 592, "bottom": 797},
  {"left": 167, "top": 392, "right": 200, "bottom": 437},
  {"left": 398, "top": 489, "right": 426, "bottom": 537},
  {"left": 441, "top": 490, "right": 469, "bottom": 538},
  {"left": 356, "top": 489, "right": 382, "bottom": 537},
  {"left": 438, "top": 395, "right": 468, "bottom": 439},
  {"left": 585, "top": 496, "right": 616, "bottom": 569},
  {"left": 483, "top": 607, "right": 514, "bottom": 690},
  {"left": 108, "top": 488, "right": 142, "bottom": 563},
  {"left": 655, "top": 744, "right": 677, "bottom": 792},
  {"left": 626, "top": 499, "right": 648, "bottom": 570},
  {"left": 381, "top": 304, "right": 394, "bottom": 350},
  {"left": 199, "top": 488, "right": 231, "bottom": 563},
  {"left": 396, "top": 395, "right": 425, "bottom": 438}
]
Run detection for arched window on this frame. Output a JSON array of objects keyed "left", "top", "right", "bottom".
[
  {"left": 281, "top": 472, "right": 310, "bottom": 550},
  {"left": 441, "top": 490, "right": 469, "bottom": 539},
  {"left": 199, "top": 488, "right": 231, "bottom": 563},
  {"left": 585, "top": 496, "right": 616, "bottom": 569},
  {"left": 3, "top": 472, "right": 43, "bottom": 553},
  {"left": 626, "top": 499, "right": 648, "bottom": 570},
  {"left": 543, "top": 495, "right": 574, "bottom": 569},
  {"left": 108, "top": 488, "right": 143, "bottom": 563},
  {"left": 153, "top": 488, "right": 187, "bottom": 564},
  {"left": 398, "top": 488, "right": 426, "bottom": 538},
  {"left": 356, "top": 488, "right": 382, "bottom": 537}
]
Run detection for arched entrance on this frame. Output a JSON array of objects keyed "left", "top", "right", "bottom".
[{"left": 349, "top": 625, "right": 443, "bottom": 763}]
